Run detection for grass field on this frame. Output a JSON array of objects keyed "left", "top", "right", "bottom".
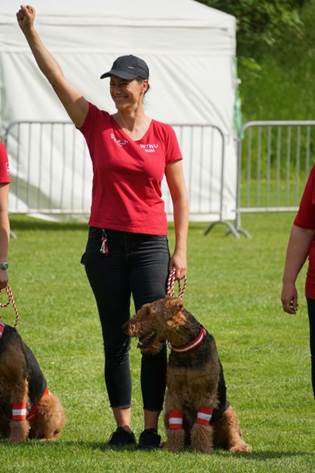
[{"left": 0, "top": 213, "right": 314, "bottom": 472}]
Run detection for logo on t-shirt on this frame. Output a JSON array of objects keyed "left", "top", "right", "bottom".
[
  {"left": 140, "top": 144, "right": 159, "bottom": 153},
  {"left": 110, "top": 133, "right": 128, "bottom": 147}
]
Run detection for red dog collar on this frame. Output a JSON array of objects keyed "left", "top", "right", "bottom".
[
  {"left": 171, "top": 326, "right": 206, "bottom": 353},
  {"left": 27, "top": 386, "right": 50, "bottom": 420}
]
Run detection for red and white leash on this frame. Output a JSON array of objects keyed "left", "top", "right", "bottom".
[
  {"left": 166, "top": 269, "right": 207, "bottom": 353},
  {"left": 166, "top": 268, "right": 187, "bottom": 299}
]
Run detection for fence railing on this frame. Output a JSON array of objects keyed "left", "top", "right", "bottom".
[
  {"left": 236, "top": 120, "right": 315, "bottom": 235},
  {"left": 4, "top": 120, "right": 235, "bottom": 231},
  {"left": 5, "top": 119, "right": 314, "bottom": 237}
]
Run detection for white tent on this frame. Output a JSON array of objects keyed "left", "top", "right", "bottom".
[{"left": 0, "top": 0, "right": 238, "bottom": 222}]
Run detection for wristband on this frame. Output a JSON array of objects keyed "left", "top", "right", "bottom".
[{"left": 0, "top": 262, "right": 8, "bottom": 270}]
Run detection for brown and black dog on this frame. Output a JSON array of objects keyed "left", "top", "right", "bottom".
[
  {"left": 0, "top": 322, "right": 65, "bottom": 443},
  {"left": 126, "top": 297, "right": 251, "bottom": 454}
]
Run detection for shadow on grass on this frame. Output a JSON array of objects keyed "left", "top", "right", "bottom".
[
  {"left": 237, "top": 450, "right": 314, "bottom": 461},
  {"left": 1, "top": 439, "right": 312, "bottom": 460},
  {"left": 0, "top": 439, "right": 139, "bottom": 453},
  {"left": 10, "top": 217, "right": 87, "bottom": 233}
]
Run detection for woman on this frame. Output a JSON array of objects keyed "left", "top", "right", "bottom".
[
  {"left": 0, "top": 142, "right": 10, "bottom": 290},
  {"left": 17, "top": 5, "right": 189, "bottom": 448},
  {"left": 281, "top": 166, "right": 315, "bottom": 399}
]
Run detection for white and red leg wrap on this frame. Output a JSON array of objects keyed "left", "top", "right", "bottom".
[
  {"left": 196, "top": 407, "right": 214, "bottom": 426},
  {"left": 168, "top": 410, "right": 183, "bottom": 430},
  {"left": 11, "top": 402, "right": 27, "bottom": 421}
]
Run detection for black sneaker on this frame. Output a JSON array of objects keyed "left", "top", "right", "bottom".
[
  {"left": 107, "top": 427, "right": 136, "bottom": 448},
  {"left": 138, "top": 428, "right": 161, "bottom": 450}
]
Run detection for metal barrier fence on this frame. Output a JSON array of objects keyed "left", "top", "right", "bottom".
[
  {"left": 236, "top": 120, "right": 315, "bottom": 235},
  {"left": 4, "top": 120, "right": 234, "bottom": 230}
]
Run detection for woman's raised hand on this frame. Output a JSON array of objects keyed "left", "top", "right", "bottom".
[{"left": 16, "top": 5, "right": 36, "bottom": 34}]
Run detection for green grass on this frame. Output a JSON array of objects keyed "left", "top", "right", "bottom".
[{"left": 0, "top": 214, "right": 314, "bottom": 472}]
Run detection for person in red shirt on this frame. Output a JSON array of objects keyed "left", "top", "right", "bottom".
[
  {"left": 281, "top": 166, "right": 315, "bottom": 398},
  {"left": 0, "top": 142, "right": 10, "bottom": 290},
  {"left": 17, "top": 5, "right": 189, "bottom": 448}
]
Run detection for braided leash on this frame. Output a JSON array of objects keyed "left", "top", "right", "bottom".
[
  {"left": 166, "top": 268, "right": 187, "bottom": 299},
  {"left": 0, "top": 286, "right": 20, "bottom": 327}
]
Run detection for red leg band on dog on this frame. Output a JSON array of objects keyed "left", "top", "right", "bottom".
[
  {"left": 11, "top": 402, "right": 27, "bottom": 421},
  {"left": 196, "top": 407, "right": 213, "bottom": 425},
  {"left": 0, "top": 323, "right": 5, "bottom": 338},
  {"left": 168, "top": 410, "right": 183, "bottom": 430},
  {"left": 27, "top": 386, "right": 51, "bottom": 420}
]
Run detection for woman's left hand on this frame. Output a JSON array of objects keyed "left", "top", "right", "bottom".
[{"left": 169, "top": 250, "right": 187, "bottom": 280}]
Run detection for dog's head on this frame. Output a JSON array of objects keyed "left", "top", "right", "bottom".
[{"left": 125, "top": 296, "right": 188, "bottom": 354}]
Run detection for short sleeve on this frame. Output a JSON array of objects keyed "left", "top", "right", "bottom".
[
  {"left": 78, "top": 102, "right": 105, "bottom": 139},
  {"left": 164, "top": 125, "right": 183, "bottom": 165},
  {"left": 294, "top": 166, "right": 315, "bottom": 229},
  {"left": 0, "top": 143, "right": 11, "bottom": 184}
]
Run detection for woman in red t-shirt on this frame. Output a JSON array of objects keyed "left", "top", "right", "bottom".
[
  {"left": 0, "top": 142, "right": 10, "bottom": 290},
  {"left": 281, "top": 166, "right": 315, "bottom": 398},
  {"left": 17, "top": 5, "right": 189, "bottom": 448}
]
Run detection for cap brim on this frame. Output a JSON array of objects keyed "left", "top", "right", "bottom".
[{"left": 100, "top": 69, "right": 138, "bottom": 80}]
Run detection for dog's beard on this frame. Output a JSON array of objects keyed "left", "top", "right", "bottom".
[{"left": 137, "top": 331, "right": 164, "bottom": 354}]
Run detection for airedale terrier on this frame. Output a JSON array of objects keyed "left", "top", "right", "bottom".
[
  {"left": 127, "top": 297, "right": 251, "bottom": 454},
  {"left": 0, "top": 322, "right": 65, "bottom": 443}
]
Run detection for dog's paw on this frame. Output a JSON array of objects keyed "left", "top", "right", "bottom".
[
  {"left": 191, "top": 423, "right": 213, "bottom": 454},
  {"left": 164, "top": 429, "right": 185, "bottom": 452},
  {"left": 9, "top": 420, "right": 29, "bottom": 443},
  {"left": 229, "top": 441, "right": 252, "bottom": 453}
]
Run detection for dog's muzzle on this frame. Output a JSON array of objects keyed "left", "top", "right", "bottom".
[
  {"left": 137, "top": 331, "right": 157, "bottom": 350},
  {"left": 137, "top": 330, "right": 164, "bottom": 354}
]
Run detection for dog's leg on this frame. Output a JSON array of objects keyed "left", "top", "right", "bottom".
[
  {"left": 0, "top": 343, "right": 30, "bottom": 443},
  {"left": 213, "top": 405, "right": 251, "bottom": 453},
  {"left": 164, "top": 390, "right": 187, "bottom": 452},
  {"left": 164, "top": 408, "right": 186, "bottom": 452},
  {"left": 190, "top": 407, "right": 214, "bottom": 454},
  {"left": 9, "top": 377, "right": 30, "bottom": 443}
]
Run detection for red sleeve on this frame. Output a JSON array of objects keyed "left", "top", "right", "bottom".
[
  {"left": 78, "top": 102, "right": 101, "bottom": 138},
  {"left": 164, "top": 125, "right": 183, "bottom": 165},
  {"left": 294, "top": 166, "right": 315, "bottom": 229},
  {"left": 0, "top": 143, "right": 11, "bottom": 184}
]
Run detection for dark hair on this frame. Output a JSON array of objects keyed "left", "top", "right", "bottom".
[{"left": 137, "top": 79, "right": 150, "bottom": 95}]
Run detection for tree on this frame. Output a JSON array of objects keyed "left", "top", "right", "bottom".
[{"left": 196, "top": 0, "right": 309, "bottom": 58}]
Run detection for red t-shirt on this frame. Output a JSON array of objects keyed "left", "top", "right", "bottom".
[
  {"left": 0, "top": 144, "right": 10, "bottom": 184},
  {"left": 79, "top": 103, "right": 182, "bottom": 235},
  {"left": 294, "top": 165, "right": 315, "bottom": 298}
]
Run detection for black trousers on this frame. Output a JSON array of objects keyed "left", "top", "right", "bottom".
[
  {"left": 82, "top": 227, "right": 169, "bottom": 410},
  {"left": 306, "top": 299, "right": 315, "bottom": 398},
  {"left": 81, "top": 226, "right": 230, "bottom": 416}
]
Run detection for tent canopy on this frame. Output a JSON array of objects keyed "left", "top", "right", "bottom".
[
  {"left": 0, "top": 0, "right": 236, "bottom": 127},
  {"left": 0, "top": 0, "right": 237, "bottom": 221}
]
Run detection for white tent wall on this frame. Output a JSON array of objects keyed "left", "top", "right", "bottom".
[{"left": 0, "top": 0, "right": 237, "bottom": 221}]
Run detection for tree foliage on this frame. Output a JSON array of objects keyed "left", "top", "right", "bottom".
[{"left": 196, "top": 0, "right": 309, "bottom": 57}]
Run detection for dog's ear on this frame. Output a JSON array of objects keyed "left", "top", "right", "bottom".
[
  {"left": 164, "top": 297, "right": 184, "bottom": 319},
  {"left": 125, "top": 304, "right": 152, "bottom": 336},
  {"left": 165, "top": 298, "right": 187, "bottom": 328}
]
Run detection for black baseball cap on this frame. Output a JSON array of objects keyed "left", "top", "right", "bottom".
[{"left": 100, "top": 55, "right": 149, "bottom": 80}]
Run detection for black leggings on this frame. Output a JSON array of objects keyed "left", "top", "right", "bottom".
[
  {"left": 82, "top": 227, "right": 169, "bottom": 411},
  {"left": 306, "top": 299, "right": 315, "bottom": 398}
]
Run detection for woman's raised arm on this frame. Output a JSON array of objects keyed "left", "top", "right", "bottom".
[{"left": 17, "top": 5, "right": 89, "bottom": 128}]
